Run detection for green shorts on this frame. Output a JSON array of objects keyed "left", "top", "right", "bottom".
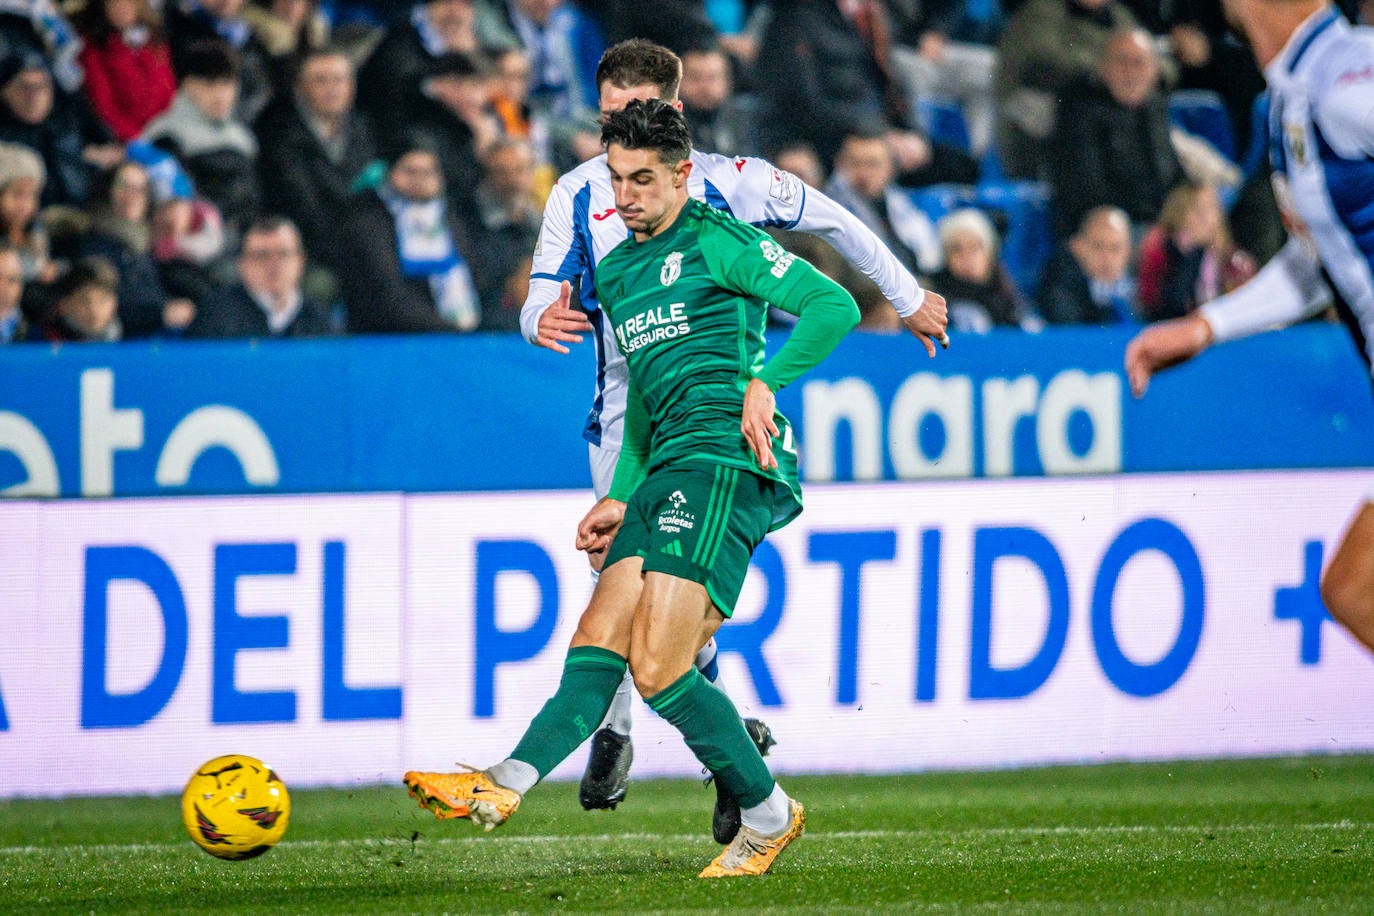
[{"left": 604, "top": 463, "right": 777, "bottom": 616}]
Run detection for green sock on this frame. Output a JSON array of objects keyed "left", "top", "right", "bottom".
[
  {"left": 646, "top": 668, "right": 775, "bottom": 808},
  {"left": 509, "top": 646, "right": 627, "bottom": 779}
]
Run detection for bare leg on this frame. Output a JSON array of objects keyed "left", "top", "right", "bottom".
[
  {"left": 628, "top": 571, "right": 723, "bottom": 698},
  {"left": 1321, "top": 501, "right": 1374, "bottom": 654}
]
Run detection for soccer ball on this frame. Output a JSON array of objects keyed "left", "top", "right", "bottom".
[{"left": 180, "top": 754, "right": 290, "bottom": 860}]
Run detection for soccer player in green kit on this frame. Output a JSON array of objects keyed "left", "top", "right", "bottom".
[{"left": 403, "top": 99, "right": 859, "bottom": 878}]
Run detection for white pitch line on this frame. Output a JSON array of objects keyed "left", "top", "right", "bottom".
[{"left": 0, "top": 821, "right": 1369, "bottom": 857}]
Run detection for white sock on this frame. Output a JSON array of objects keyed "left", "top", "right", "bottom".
[
  {"left": 486, "top": 759, "right": 538, "bottom": 795},
  {"left": 740, "top": 782, "right": 790, "bottom": 836},
  {"left": 694, "top": 637, "right": 719, "bottom": 678},
  {"left": 599, "top": 669, "right": 635, "bottom": 736},
  {"left": 586, "top": 562, "right": 636, "bottom": 736}
]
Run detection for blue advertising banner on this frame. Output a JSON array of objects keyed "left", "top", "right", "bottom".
[{"left": 1, "top": 325, "right": 1370, "bottom": 498}]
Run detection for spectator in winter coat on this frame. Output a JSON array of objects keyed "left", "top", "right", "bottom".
[
  {"left": 0, "top": 51, "right": 122, "bottom": 206},
  {"left": 339, "top": 133, "right": 485, "bottom": 334},
  {"left": 78, "top": 159, "right": 197, "bottom": 337},
  {"left": 141, "top": 40, "right": 260, "bottom": 239},
  {"left": 930, "top": 207, "right": 1039, "bottom": 333},
  {"left": 73, "top": 0, "right": 178, "bottom": 141},
  {"left": 1038, "top": 205, "right": 1138, "bottom": 326},
  {"left": 253, "top": 45, "right": 375, "bottom": 275},
  {"left": 187, "top": 216, "right": 332, "bottom": 338},
  {"left": 1047, "top": 29, "right": 1185, "bottom": 239}
]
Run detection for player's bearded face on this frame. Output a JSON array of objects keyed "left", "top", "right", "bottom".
[{"left": 607, "top": 144, "right": 690, "bottom": 238}]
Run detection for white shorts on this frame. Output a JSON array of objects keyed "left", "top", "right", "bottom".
[{"left": 589, "top": 441, "right": 621, "bottom": 501}]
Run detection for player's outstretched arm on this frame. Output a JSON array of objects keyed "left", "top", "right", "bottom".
[
  {"left": 1126, "top": 238, "right": 1333, "bottom": 396},
  {"left": 533, "top": 280, "right": 593, "bottom": 354},
  {"left": 781, "top": 174, "right": 948, "bottom": 354},
  {"left": 1124, "top": 313, "right": 1215, "bottom": 397}
]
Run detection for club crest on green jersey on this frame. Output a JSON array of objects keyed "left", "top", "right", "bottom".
[{"left": 661, "top": 252, "right": 683, "bottom": 286}]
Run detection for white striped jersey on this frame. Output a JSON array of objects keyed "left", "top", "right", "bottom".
[
  {"left": 519, "top": 149, "right": 926, "bottom": 450},
  {"left": 1202, "top": 6, "right": 1374, "bottom": 368}
]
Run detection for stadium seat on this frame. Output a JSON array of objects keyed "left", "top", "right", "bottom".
[
  {"left": 1168, "top": 89, "right": 1237, "bottom": 162},
  {"left": 909, "top": 182, "right": 978, "bottom": 227},
  {"left": 976, "top": 179, "right": 1054, "bottom": 298},
  {"left": 916, "top": 99, "right": 973, "bottom": 154},
  {"left": 909, "top": 179, "right": 1055, "bottom": 298}
]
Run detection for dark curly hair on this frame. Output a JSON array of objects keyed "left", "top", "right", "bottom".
[{"left": 600, "top": 99, "right": 692, "bottom": 167}]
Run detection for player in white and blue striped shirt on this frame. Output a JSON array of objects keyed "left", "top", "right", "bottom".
[{"left": 1127, "top": 0, "right": 1374, "bottom": 654}]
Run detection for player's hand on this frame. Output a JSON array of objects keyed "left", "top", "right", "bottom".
[
  {"left": 901, "top": 290, "right": 950, "bottom": 357},
  {"left": 1124, "top": 314, "right": 1215, "bottom": 397},
  {"left": 536, "top": 280, "right": 594, "bottom": 354},
  {"left": 742, "top": 377, "right": 780, "bottom": 471},
  {"left": 577, "top": 497, "right": 626, "bottom": 563}
]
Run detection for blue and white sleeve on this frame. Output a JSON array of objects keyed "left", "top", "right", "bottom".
[
  {"left": 1318, "top": 48, "right": 1374, "bottom": 158},
  {"left": 519, "top": 178, "right": 585, "bottom": 345},
  {"left": 1199, "top": 238, "right": 1331, "bottom": 342}
]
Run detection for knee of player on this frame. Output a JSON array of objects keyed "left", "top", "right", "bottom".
[
  {"left": 629, "top": 655, "right": 681, "bottom": 699},
  {"left": 570, "top": 613, "right": 627, "bottom": 656}
]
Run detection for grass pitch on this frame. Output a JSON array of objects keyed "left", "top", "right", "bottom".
[{"left": 3, "top": 755, "right": 1373, "bottom": 913}]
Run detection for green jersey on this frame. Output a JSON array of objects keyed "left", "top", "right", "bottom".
[{"left": 598, "top": 198, "right": 859, "bottom": 528}]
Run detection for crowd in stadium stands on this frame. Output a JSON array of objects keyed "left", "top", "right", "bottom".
[{"left": 0, "top": 0, "right": 1362, "bottom": 346}]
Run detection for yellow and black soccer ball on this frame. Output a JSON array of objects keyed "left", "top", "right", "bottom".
[{"left": 180, "top": 754, "right": 290, "bottom": 860}]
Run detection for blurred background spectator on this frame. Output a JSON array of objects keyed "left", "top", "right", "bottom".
[
  {"left": 466, "top": 135, "right": 540, "bottom": 327},
  {"left": 187, "top": 215, "right": 331, "bottom": 337},
  {"left": 242, "top": 0, "right": 331, "bottom": 77},
  {"left": 1136, "top": 181, "right": 1256, "bottom": 321},
  {"left": 150, "top": 174, "right": 226, "bottom": 306},
  {"left": 1048, "top": 28, "right": 1184, "bottom": 240},
  {"left": 583, "top": 0, "right": 720, "bottom": 57},
  {"left": 75, "top": 158, "right": 195, "bottom": 337},
  {"left": 340, "top": 133, "right": 485, "bottom": 334},
  {"left": 412, "top": 51, "right": 501, "bottom": 216},
  {"left": 932, "top": 207, "right": 1038, "bottom": 332},
  {"left": 38, "top": 254, "right": 121, "bottom": 342},
  {"left": 678, "top": 42, "right": 754, "bottom": 155},
  {"left": 254, "top": 44, "right": 375, "bottom": 295},
  {"left": 771, "top": 141, "right": 826, "bottom": 189},
  {"left": 754, "top": 0, "right": 977, "bottom": 184},
  {"left": 475, "top": 0, "right": 604, "bottom": 170},
  {"left": 356, "top": 0, "right": 480, "bottom": 139},
  {"left": 1133, "top": 0, "right": 1265, "bottom": 149},
  {"left": 164, "top": 0, "right": 275, "bottom": 120},
  {"left": 887, "top": 0, "right": 1002, "bottom": 158},
  {"left": 824, "top": 128, "right": 941, "bottom": 275},
  {"left": 73, "top": 0, "right": 178, "bottom": 143},
  {"left": 752, "top": 0, "right": 901, "bottom": 167},
  {"left": 0, "top": 51, "right": 121, "bottom": 207},
  {"left": 1038, "top": 204, "right": 1136, "bottom": 326},
  {"left": 0, "top": 0, "right": 84, "bottom": 93},
  {"left": 995, "top": 0, "right": 1167, "bottom": 181},
  {"left": 0, "top": 242, "right": 23, "bottom": 341},
  {"left": 0, "top": 141, "right": 55, "bottom": 286},
  {"left": 141, "top": 40, "right": 260, "bottom": 241}
]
